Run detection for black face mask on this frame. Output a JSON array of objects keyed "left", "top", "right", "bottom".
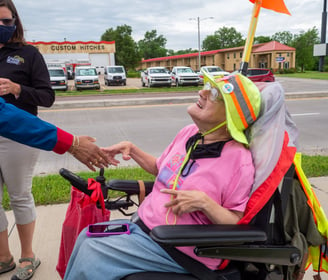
[
  {"left": 0, "top": 25, "right": 16, "bottom": 44},
  {"left": 185, "top": 132, "right": 231, "bottom": 159},
  {"left": 181, "top": 132, "right": 232, "bottom": 177}
]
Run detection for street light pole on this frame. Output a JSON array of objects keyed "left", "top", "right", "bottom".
[
  {"left": 197, "top": 17, "right": 201, "bottom": 71},
  {"left": 319, "top": 0, "right": 327, "bottom": 72},
  {"left": 189, "top": 16, "right": 214, "bottom": 70}
]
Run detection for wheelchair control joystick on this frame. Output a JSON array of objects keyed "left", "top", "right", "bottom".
[{"left": 96, "top": 168, "right": 108, "bottom": 199}]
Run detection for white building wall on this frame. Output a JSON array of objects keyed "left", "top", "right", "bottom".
[
  {"left": 43, "top": 53, "right": 89, "bottom": 63},
  {"left": 89, "top": 53, "right": 111, "bottom": 74}
]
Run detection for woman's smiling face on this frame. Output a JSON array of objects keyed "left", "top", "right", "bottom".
[{"left": 187, "top": 84, "right": 226, "bottom": 133}]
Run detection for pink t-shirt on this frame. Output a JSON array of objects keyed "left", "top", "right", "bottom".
[{"left": 138, "top": 124, "right": 254, "bottom": 269}]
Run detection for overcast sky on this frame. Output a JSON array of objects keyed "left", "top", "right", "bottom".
[{"left": 14, "top": 0, "right": 324, "bottom": 51}]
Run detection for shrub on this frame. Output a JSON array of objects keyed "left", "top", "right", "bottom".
[{"left": 127, "top": 70, "right": 141, "bottom": 78}]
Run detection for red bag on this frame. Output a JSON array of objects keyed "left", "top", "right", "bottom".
[{"left": 56, "top": 179, "right": 110, "bottom": 279}]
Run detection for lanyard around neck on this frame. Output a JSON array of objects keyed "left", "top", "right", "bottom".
[{"left": 165, "top": 120, "right": 227, "bottom": 225}]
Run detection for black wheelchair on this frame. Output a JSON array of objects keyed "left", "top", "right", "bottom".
[{"left": 59, "top": 164, "right": 316, "bottom": 280}]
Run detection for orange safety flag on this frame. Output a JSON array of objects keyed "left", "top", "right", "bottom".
[{"left": 249, "top": 0, "right": 291, "bottom": 15}]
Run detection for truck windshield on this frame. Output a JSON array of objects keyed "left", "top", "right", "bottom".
[
  {"left": 107, "top": 67, "right": 124, "bottom": 73},
  {"left": 149, "top": 68, "right": 166, "bottom": 74},
  {"left": 49, "top": 69, "right": 65, "bottom": 77},
  {"left": 177, "top": 68, "right": 193, "bottom": 73},
  {"left": 207, "top": 67, "right": 224, "bottom": 73},
  {"left": 77, "top": 69, "right": 97, "bottom": 76}
]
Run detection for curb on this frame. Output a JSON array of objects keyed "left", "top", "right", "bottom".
[
  {"left": 49, "top": 96, "right": 197, "bottom": 110},
  {"left": 285, "top": 91, "right": 328, "bottom": 99}
]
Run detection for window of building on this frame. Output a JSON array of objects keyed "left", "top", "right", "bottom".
[
  {"left": 240, "top": 52, "right": 242, "bottom": 58},
  {"left": 284, "top": 61, "right": 289, "bottom": 69},
  {"left": 233, "top": 53, "right": 236, "bottom": 59},
  {"left": 227, "top": 53, "right": 230, "bottom": 59}
]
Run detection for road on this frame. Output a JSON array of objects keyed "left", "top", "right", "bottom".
[{"left": 35, "top": 96, "right": 328, "bottom": 176}]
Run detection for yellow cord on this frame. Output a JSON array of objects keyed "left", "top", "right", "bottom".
[{"left": 165, "top": 121, "right": 227, "bottom": 224}]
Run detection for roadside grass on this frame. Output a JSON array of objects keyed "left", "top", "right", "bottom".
[
  {"left": 54, "top": 85, "right": 202, "bottom": 97},
  {"left": 275, "top": 71, "right": 328, "bottom": 80},
  {"left": 2, "top": 154, "right": 328, "bottom": 210},
  {"left": 3, "top": 167, "right": 155, "bottom": 210}
]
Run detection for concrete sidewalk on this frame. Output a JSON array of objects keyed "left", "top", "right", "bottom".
[{"left": 1, "top": 177, "right": 327, "bottom": 280}]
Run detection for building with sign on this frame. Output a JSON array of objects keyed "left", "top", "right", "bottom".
[
  {"left": 28, "top": 40, "right": 116, "bottom": 74},
  {"left": 140, "top": 41, "right": 295, "bottom": 72}
]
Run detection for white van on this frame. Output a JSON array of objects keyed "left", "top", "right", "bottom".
[
  {"left": 104, "top": 65, "right": 126, "bottom": 86},
  {"left": 48, "top": 67, "right": 68, "bottom": 91},
  {"left": 74, "top": 66, "right": 100, "bottom": 90}
]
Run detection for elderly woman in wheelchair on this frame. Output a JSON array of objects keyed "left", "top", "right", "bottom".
[{"left": 63, "top": 72, "right": 263, "bottom": 280}]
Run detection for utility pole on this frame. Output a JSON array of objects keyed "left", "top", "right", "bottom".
[{"left": 319, "top": 0, "right": 327, "bottom": 72}]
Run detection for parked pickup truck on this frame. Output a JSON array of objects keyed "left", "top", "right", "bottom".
[
  {"left": 171, "top": 66, "right": 199, "bottom": 87},
  {"left": 141, "top": 67, "right": 172, "bottom": 87}
]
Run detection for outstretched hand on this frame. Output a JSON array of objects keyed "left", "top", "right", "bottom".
[
  {"left": 69, "top": 135, "right": 110, "bottom": 171},
  {"left": 101, "top": 141, "right": 133, "bottom": 166}
]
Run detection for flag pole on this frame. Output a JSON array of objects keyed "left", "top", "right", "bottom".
[{"left": 240, "top": 0, "right": 262, "bottom": 76}]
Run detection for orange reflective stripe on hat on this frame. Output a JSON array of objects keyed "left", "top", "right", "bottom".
[
  {"left": 235, "top": 75, "right": 257, "bottom": 121},
  {"left": 223, "top": 75, "right": 257, "bottom": 129}
]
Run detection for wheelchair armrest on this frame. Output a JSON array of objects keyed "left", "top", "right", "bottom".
[
  {"left": 108, "top": 180, "right": 154, "bottom": 195},
  {"left": 150, "top": 224, "right": 267, "bottom": 246},
  {"left": 150, "top": 224, "right": 301, "bottom": 266}
]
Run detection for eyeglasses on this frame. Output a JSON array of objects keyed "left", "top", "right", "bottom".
[
  {"left": 203, "top": 82, "right": 222, "bottom": 102},
  {"left": 0, "top": 17, "right": 16, "bottom": 26}
]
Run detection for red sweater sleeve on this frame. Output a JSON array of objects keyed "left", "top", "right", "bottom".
[{"left": 52, "top": 127, "right": 74, "bottom": 154}]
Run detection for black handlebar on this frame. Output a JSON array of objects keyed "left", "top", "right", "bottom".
[
  {"left": 59, "top": 168, "right": 92, "bottom": 196},
  {"left": 59, "top": 168, "right": 154, "bottom": 214},
  {"left": 60, "top": 168, "right": 154, "bottom": 196}
]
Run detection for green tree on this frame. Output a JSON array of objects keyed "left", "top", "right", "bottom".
[
  {"left": 202, "top": 26, "right": 245, "bottom": 50},
  {"left": 101, "top": 25, "right": 141, "bottom": 70},
  {"left": 167, "top": 48, "right": 198, "bottom": 56},
  {"left": 138, "top": 30, "right": 167, "bottom": 59},
  {"left": 254, "top": 35, "right": 271, "bottom": 44},
  {"left": 202, "top": 35, "right": 218, "bottom": 51},
  {"left": 271, "top": 31, "right": 293, "bottom": 45},
  {"left": 291, "top": 27, "right": 320, "bottom": 72}
]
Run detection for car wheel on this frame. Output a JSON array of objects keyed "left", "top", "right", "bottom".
[
  {"left": 104, "top": 79, "right": 108, "bottom": 86},
  {"left": 141, "top": 80, "right": 145, "bottom": 87}
]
